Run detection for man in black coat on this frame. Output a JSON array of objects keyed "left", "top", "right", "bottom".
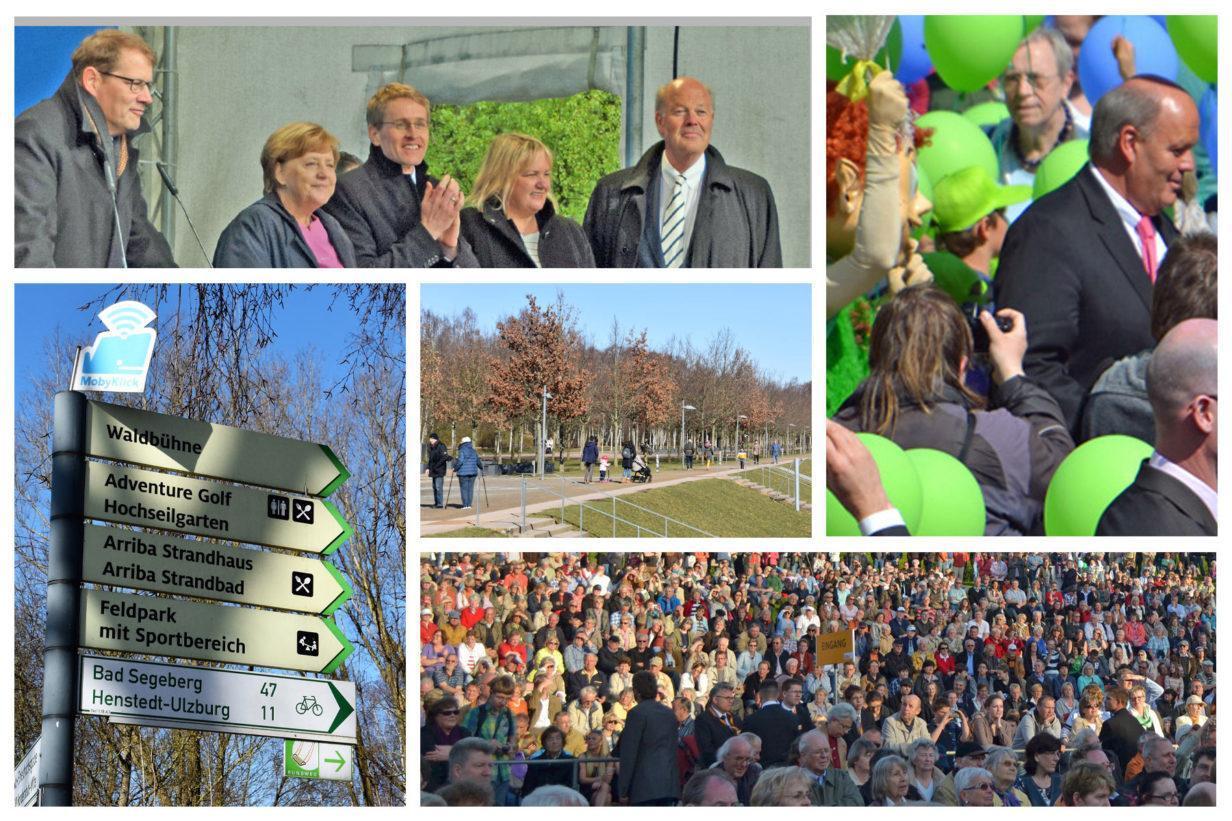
[
  {"left": 1099, "top": 687, "right": 1145, "bottom": 780},
  {"left": 617, "top": 671, "right": 680, "bottom": 805},
  {"left": 996, "top": 77, "right": 1199, "bottom": 432},
  {"left": 1098, "top": 319, "right": 1217, "bottom": 535},
  {"left": 694, "top": 683, "right": 741, "bottom": 768},
  {"left": 15, "top": 30, "right": 174, "bottom": 268},
  {"left": 584, "top": 76, "right": 781, "bottom": 269},
  {"left": 740, "top": 680, "right": 800, "bottom": 767},
  {"left": 323, "top": 82, "right": 478, "bottom": 268},
  {"left": 424, "top": 433, "right": 449, "bottom": 508}
]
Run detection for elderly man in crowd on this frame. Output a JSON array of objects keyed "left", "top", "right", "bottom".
[
  {"left": 882, "top": 693, "right": 929, "bottom": 756},
  {"left": 584, "top": 76, "right": 781, "bottom": 268},
  {"left": 1098, "top": 318, "right": 1217, "bottom": 535},
  {"left": 987, "top": 26, "right": 1088, "bottom": 221},
  {"left": 797, "top": 729, "right": 864, "bottom": 805},
  {"left": 711, "top": 734, "right": 761, "bottom": 806},
  {"left": 996, "top": 76, "right": 1200, "bottom": 432},
  {"left": 324, "top": 82, "right": 478, "bottom": 267},
  {"left": 16, "top": 29, "right": 174, "bottom": 267}
]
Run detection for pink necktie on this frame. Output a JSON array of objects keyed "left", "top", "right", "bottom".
[{"left": 1136, "top": 215, "right": 1158, "bottom": 283}]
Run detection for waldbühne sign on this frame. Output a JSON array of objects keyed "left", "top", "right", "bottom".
[
  {"left": 80, "top": 656, "right": 357, "bottom": 744},
  {"left": 85, "top": 400, "right": 349, "bottom": 496}
]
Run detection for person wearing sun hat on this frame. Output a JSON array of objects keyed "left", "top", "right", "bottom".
[{"left": 928, "top": 166, "right": 1032, "bottom": 305}]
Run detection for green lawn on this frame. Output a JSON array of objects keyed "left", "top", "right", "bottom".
[
  {"left": 541, "top": 478, "right": 811, "bottom": 538},
  {"left": 735, "top": 459, "right": 813, "bottom": 504},
  {"left": 425, "top": 526, "right": 507, "bottom": 538}
]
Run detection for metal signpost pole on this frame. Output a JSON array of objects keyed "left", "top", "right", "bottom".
[{"left": 42, "top": 391, "right": 87, "bottom": 806}]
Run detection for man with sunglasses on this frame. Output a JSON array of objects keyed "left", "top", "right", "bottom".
[{"left": 16, "top": 29, "right": 174, "bottom": 267}]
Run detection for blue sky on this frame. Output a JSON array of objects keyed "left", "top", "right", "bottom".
[
  {"left": 14, "top": 285, "right": 365, "bottom": 399},
  {"left": 421, "top": 283, "right": 812, "bottom": 383}
]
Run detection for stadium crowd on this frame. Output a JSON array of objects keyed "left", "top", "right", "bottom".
[{"left": 419, "top": 552, "right": 1215, "bottom": 806}]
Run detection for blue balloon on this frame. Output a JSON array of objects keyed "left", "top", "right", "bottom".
[
  {"left": 895, "top": 15, "right": 933, "bottom": 86},
  {"left": 1078, "top": 16, "right": 1178, "bottom": 107},
  {"left": 1199, "top": 87, "right": 1217, "bottom": 176}
]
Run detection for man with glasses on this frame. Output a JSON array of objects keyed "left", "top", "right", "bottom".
[
  {"left": 695, "top": 683, "right": 741, "bottom": 767},
  {"left": 324, "top": 82, "right": 477, "bottom": 267},
  {"left": 16, "top": 29, "right": 174, "bottom": 267},
  {"left": 987, "top": 27, "right": 1088, "bottom": 222}
]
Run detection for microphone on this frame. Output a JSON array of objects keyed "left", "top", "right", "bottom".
[
  {"left": 156, "top": 161, "right": 213, "bottom": 268},
  {"left": 84, "top": 106, "right": 128, "bottom": 268}
]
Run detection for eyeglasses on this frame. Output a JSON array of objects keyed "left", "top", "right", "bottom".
[
  {"left": 381, "top": 118, "right": 429, "bottom": 133},
  {"left": 101, "top": 71, "right": 154, "bottom": 94},
  {"left": 438, "top": 709, "right": 460, "bottom": 716},
  {"left": 1145, "top": 791, "right": 1179, "bottom": 803},
  {"left": 963, "top": 783, "right": 994, "bottom": 792}
]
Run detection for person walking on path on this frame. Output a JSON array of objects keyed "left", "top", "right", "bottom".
[
  {"left": 684, "top": 440, "right": 696, "bottom": 470},
  {"left": 425, "top": 432, "right": 450, "bottom": 508},
  {"left": 621, "top": 440, "right": 636, "bottom": 481},
  {"left": 454, "top": 436, "right": 481, "bottom": 509},
  {"left": 582, "top": 435, "right": 600, "bottom": 484}
]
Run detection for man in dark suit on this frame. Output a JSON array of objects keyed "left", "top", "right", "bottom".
[
  {"left": 1098, "top": 318, "right": 1217, "bottom": 535},
  {"left": 617, "top": 670, "right": 681, "bottom": 805},
  {"left": 694, "top": 683, "right": 741, "bottom": 768},
  {"left": 996, "top": 76, "right": 1200, "bottom": 432},
  {"left": 740, "top": 680, "right": 800, "bottom": 767},
  {"left": 1099, "top": 687, "right": 1145, "bottom": 780}
]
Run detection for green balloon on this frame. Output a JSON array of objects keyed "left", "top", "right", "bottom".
[
  {"left": 1043, "top": 435, "right": 1153, "bottom": 536},
  {"left": 826, "top": 433, "right": 924, "bottom": 536},
  {"left": 1032, "top": 139, "right": 1090, "bottom": 200},
  {"left": 962, "top": 101, "right": 1011, "bottom": 128},
  {"left": 1167, "top": 16, "right": 1217, "bottom": 83},
  {"left": 916, "top": 110, "right": 999, "bottom": 186},
  {"left": 906, "top": 448, "right": 986, "bottom": 535},
  {"left": 924, "top": 15, "right": 1024, "bottom": 92},
  {"left": 1023, "top": 15, "right": 1045, "bottom": 34}
]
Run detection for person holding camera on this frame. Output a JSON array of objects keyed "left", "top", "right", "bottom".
[{"left": 831, "top": 284, "right": 1074, "bottom": 535}]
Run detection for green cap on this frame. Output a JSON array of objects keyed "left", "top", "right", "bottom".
[{"left": 932, "top": 166, "right": 1031, "bottom": 234}]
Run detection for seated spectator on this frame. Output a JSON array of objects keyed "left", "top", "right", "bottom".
[{"left": 1058, "top": 761, "right": 1115, "bottom": 806}]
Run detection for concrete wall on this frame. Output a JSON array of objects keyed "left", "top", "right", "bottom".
[{"left": 158, "top": 23, "right": 809, "bottom": 267}]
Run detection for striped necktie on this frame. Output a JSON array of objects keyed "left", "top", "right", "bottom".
[{"left": 661, "top": 172, "right": 688, "bottom": 268}]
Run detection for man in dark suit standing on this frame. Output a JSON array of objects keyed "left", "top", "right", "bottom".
[
  {"left": 694, "top": 683, "right": 741, "bottom": 768},
  {"left": 1099, "top": 687, "right": 1145, "bottom": 780},
  {"left": 741, "top": 680, "right": 800, "bottom": 767},
  {"left": 996, "top": 76, "right": 1200, "bottom": 432},
  {"left": 617, "top": 671, "right": 681, "bottom": 805},
  {"left": 1098, "top": 318, "right": 1217, "bottom": 535}
]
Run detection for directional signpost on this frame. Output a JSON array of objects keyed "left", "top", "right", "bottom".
[
  {"left": 80, "top": 589, "right": 353, "bottom": 674},
  {"left": 43, "top": 387, "right": 360, "bottom": 807},
  {"left": 284, "top": 740, "right": 354, "bottom": 781},
  {"left": 84, "top": 461, "right": 352, "bottom": 554},
  {"left": 16, "top": 736, "right": 41, "bottom": 806},
  {"left": 80, "top": 656, "right": 357, "bottom": 743},
  {"left": 82, "top": 524, "right": 352, "bottom": 614},
  {"left": 85, "top": 400, "right": 349, "bottom": 496}
]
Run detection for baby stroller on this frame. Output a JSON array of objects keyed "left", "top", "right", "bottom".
[{"left": 630, "top": 454, "right": 652, "bottom": 483}]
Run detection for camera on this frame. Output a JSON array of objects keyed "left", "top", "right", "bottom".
[{"left": 961, "top": 302, "right": 1014, "bottom": 354}]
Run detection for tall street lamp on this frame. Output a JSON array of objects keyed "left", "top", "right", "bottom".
[
  {"left": 681, "top": 402, "right": 696, "bottom": 465},
  {"left": 735, "top": 414, "right": 748, "bottom": 455},
  {"left": 539, "top": 386, "right": 552, "bottom": 479}
]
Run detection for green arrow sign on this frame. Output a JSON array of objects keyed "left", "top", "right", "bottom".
[
  {"left": 86, "top": 400, "right": 349, "bottom": 496},
  {"left": 80, "top": 655, "right": 357, "bottom": 743},
  {"left": 82, "top": 524, "right": 352, "bottom": 615},
  {"left": 84, "top": 462, "right": 352, "bottom": 555},
  {"left": 284, "top": 740, "right": 353, "bottom": 781},
  {"left": 80, "top": 589, "right": 353, "bottom": 674}
]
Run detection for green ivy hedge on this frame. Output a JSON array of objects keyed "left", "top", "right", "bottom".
[{"left": 427, "top": 90, "right": 623, "bottom": 224}]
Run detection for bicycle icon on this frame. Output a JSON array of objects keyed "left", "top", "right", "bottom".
[{"left": 295, "top": 695, "right": 324, "bottom": 717}]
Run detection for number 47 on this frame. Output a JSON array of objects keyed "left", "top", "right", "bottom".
[{"left": 261, "top": 682, "right": 278, "bottom": 697}]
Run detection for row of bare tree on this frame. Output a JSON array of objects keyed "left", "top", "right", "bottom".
[{"left": 421, "top": 293, "right": 811, "bottom": 460}]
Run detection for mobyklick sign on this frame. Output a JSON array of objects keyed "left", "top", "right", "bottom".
[
  {"left": 85, "top": 400, "right": 349, "bottom": 497},
  {"left": 284, "top": 740, "right": 353, "bottom": 781},
  {"left": 80, "top": 656, "right": 357, "bottom": 744},
  {"left": 83, "top": 461, "right": 352, "bottom": 555},
  {"left": 79, "top": 589, "right": 353, "bottom": 674},
  {"left": 82, "top": 524, "right": 352, "bottom": 614}
]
